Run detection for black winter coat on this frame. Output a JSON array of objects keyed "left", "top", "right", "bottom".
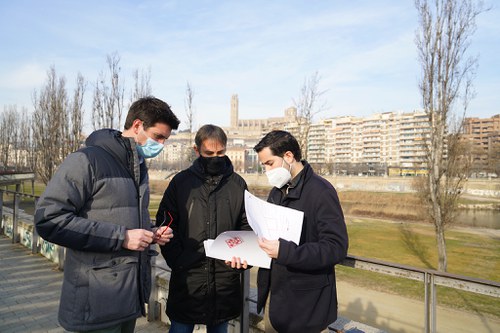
[
  {"left": 257, "top": 162, "right": 349, "bottom": 333},
  {"left": 157, "top": 157, "right": 250, "bottom": 325}
]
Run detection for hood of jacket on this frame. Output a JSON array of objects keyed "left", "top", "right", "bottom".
[{"left": 85, "top": 129, "right": 134, "bottom": 169}]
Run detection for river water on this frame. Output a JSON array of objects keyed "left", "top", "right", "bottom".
[{"left": 455, "top": 210, "right": 500, "bottom": 229}]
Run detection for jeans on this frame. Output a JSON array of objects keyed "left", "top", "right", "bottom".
[{"left": 168, "top": 319, "right": 228, "bottom": 333}]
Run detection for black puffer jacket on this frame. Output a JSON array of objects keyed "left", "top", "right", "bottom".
[
  {"left": 35, "top": 129, "right": 152, "bottom": 332},
  {"left": 157, "top": 157, "right": 249, "bottom": 325}
]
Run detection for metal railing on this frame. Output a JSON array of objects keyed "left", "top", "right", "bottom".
[
  {"left": 0, "top": 189, "right": 58, "bottom": 262},
  {"left": 1, "top": 187, "right": 499, "bottom": 333},
  {"left": 341, "top": 255, "right": 500, "bottom": 333}
]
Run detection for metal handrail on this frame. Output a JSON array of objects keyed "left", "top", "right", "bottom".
[
  {"left": 2, "top": 188, "right": 499, "bottom": 333},
  {"left": 341, "top": 255, "right": 500, "bottom": 333}
]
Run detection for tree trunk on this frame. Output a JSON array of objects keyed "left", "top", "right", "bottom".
[{"left": 435, "top": 222, "right": 447, "bottom": 271}]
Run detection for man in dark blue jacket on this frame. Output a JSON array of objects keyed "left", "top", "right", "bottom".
[
  {"left": 35, "top": 97, "right": 180, "bottom": 333},
  {"left": 254, "top": 130, "right": 349, "bottom": 333}
]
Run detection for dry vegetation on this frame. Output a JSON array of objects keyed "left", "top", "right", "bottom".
[
  {"left": 338, "top": 191, "right": 427, "bottom": 222},
  {"left": 247, "top": 186, "right": 430, "bottom": 223},
  {"left": 149, "top": 181, "right": 497, "bottom": 223}
]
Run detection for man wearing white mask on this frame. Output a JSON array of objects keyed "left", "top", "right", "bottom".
[
  {"left": 35, "top": 96, "right": 180, "bottom": 333},
  {"left": 253, "top": 130, "right": 349, "bottom": 333}
]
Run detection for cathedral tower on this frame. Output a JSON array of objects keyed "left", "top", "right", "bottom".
[{"left": 230, "top": 94, "right": 239, "bottom": 128}]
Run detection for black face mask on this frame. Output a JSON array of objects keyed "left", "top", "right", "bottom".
[{"left": 199, "top": 156, "right": 228, "bottom": 176}]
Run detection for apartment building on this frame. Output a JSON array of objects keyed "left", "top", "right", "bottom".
[
  {"left": 305, "top": 111, "right": 430, "bottom": 175},
  {"left": 462, "top": 114, "right": 500, "bottom": 174},
  {"left": 151, "top": 107, "right": 499, "bottom": 177},
  {"left": 308, "top": 121, "right": 326, "bottom": 164},
  {"left": 151, "top": 94, "right": 434, "bottom": 175},
  {"left": 463, "top": 114, "right": 500, "bottom": 149},
  {"left": 226, "top": 146, "right": 246, "bottom": 174}
]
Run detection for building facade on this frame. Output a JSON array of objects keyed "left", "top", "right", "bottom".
[{"left": 462, "top": 114, "right": 500, "bottom": 176}]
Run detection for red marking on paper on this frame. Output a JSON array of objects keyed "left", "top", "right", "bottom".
[{"left": 225, "top": 236, "right": 244, "bottom": 248}]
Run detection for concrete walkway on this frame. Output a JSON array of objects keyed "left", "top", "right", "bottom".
[{"left": 0, "top": 235, "right": 168, "bottom": 333}]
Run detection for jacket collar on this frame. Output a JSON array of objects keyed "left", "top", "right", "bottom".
[
  {"left": 85, "top": 129, "right": 130, "bottom": 166},
  {"left": 278, "top": 161, "right": 312, "bottom": 200},
  {"left": 85, "top": 128, "right": 144, "bottom": 184},
  {"left": 271, "top": 160, "right": 314, "bottom": 203}
]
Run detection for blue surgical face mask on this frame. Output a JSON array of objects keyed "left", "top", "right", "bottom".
[{"left": 136, "top": 130, "right": 164, "bottom": 159}]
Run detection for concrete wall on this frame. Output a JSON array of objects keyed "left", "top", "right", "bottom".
[
  {"left": 150, "top": 170, "right": 500, "bottom": 197},
  {"left": 240, "top": 173, "right": 500, "bottom": 197}
]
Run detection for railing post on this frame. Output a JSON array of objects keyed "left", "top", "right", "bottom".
[
  {"left": 430, "top": 273, "right": 437, "bottom": 333},
  {"left": 12, "top": 186, "right": 21, "bottom": 243},
  {"left": 57, "top": 246, "right": 66, "bottom": 271},
  {"left": 32, "top": 197, "right": 40, "bottom": 254},
  {"left": 424, "top": 272, "right": 437, "bottom": 333},
  {"left": 424, "top": 272, "right": 430, "bottom": 333},
  {"left": 238, "top": 269, "right": 250, "bottom": 333},
  {"left": 0, "top": 189, "right": 4, "bottom": 235},
  {"left": 148, "top": 252, "right": 160, "bottom": 321}
]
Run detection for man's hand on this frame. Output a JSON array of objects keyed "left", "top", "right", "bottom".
[
  {"left": 123, "top": 229, "right": 154, "bottom": 251},
  {"left": 152, "top": 226, "right": 174, "bottom": 246},
  {"left": 258, "top": 238, "right": 280, "bottom": 259},
  {"left": 225, "top": 256, "right": 248, "bottom": 270}
]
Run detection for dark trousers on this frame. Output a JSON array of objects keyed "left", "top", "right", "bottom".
[{"left": 75, "top": 319, "right": 137, "bottom": 333}]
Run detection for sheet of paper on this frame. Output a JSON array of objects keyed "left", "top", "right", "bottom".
[
  {"left": 244, "top": 190, "right": 304, "bottom": 245},
  {"left": 204, "top": 230, "right": 271, "bottom": 268}
]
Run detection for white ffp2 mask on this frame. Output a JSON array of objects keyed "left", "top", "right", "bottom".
[{"left": 265, "top": 159, "right": 292, "bottom": 188}]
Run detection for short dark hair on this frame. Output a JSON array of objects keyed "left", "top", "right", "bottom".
[
  {"left": 254, "top": 130, "right": 302, "bottom": 161},
  {"left": 124, "top": 96, "right": 180, "bottom": 130},
  {"left": 195, "top": 124, "right": 227, "bottom": 148}
]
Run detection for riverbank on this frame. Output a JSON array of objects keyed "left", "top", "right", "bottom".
[
  {"left": 148, "top": 171, "right": 500, "bottom": 198},
  {"left": 246, "top": 185, "right": 500, "bottom": 229}
]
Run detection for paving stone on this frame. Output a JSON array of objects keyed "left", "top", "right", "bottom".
[{"left": 0, "top": 235, "right": 172, "bottom": 333}]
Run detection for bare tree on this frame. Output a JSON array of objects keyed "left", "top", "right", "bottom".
[
  {"left": 32, "top": 67, "right": 67, "bottom": 184},
  {"left": 0, "top": 106, "right": 17, "bottom": 170},
  {"left": 488, "top": 138, "right": 500, "bottom": 176},
  {"left": 184, "top": 81, "right": 196, "bottom": 163},
  {"left": 293, "top": 71, "right": 326, "bottom": 160},
  {"left": 130, "top": 67, "right": 152, "bottom": 102},
  {"left": 19, "top": 107, "right": 34, "bottom": 171},
  {"left": 32, "top": 67, "right": 86, "bottom": 184},
  {"left": 0, "top": 106, "right": 34, "bottom": 171},
  {"left": 414, "top": 0, "right": 484, "bottom": 271},
  {"left": 92, "top": 52, "right": 125, "bottom": 130},
  {"left": 69, "top": 73, "right": 86, "bottom": 153}
]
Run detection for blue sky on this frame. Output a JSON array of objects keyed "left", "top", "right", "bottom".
[{"left": 1, "top": 0, "right": 498, "bottom": 133}]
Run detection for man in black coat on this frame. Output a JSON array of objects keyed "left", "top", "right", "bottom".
[
  {"left": 254, "top": 130, "right": 349, "bottom": 333},
  {"left": 157, "top": 124, "right": 250, "bottom": 333}
]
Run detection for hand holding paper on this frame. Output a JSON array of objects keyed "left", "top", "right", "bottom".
[
  {"left": 225, "top": 256, "right": 248, "bottom": 269},
  {"left": 258, "top": 238, "right": 280, "bottom": 259},
  {"left": 204, "top": 231, "right": 271, "bottom": 268},
  {"left": 204, "top": 191, "right": 304, "bottom": 268},
  {"left": 244, "top": 190, "right": 303, "bottom": 244}
]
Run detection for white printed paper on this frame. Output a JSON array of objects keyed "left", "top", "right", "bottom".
[
  {"left": 204, "top": 230, "right": 271, "bottom": 268},
  {"left": 244, "top": 190, "right": 303, "bottom": 245}
]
